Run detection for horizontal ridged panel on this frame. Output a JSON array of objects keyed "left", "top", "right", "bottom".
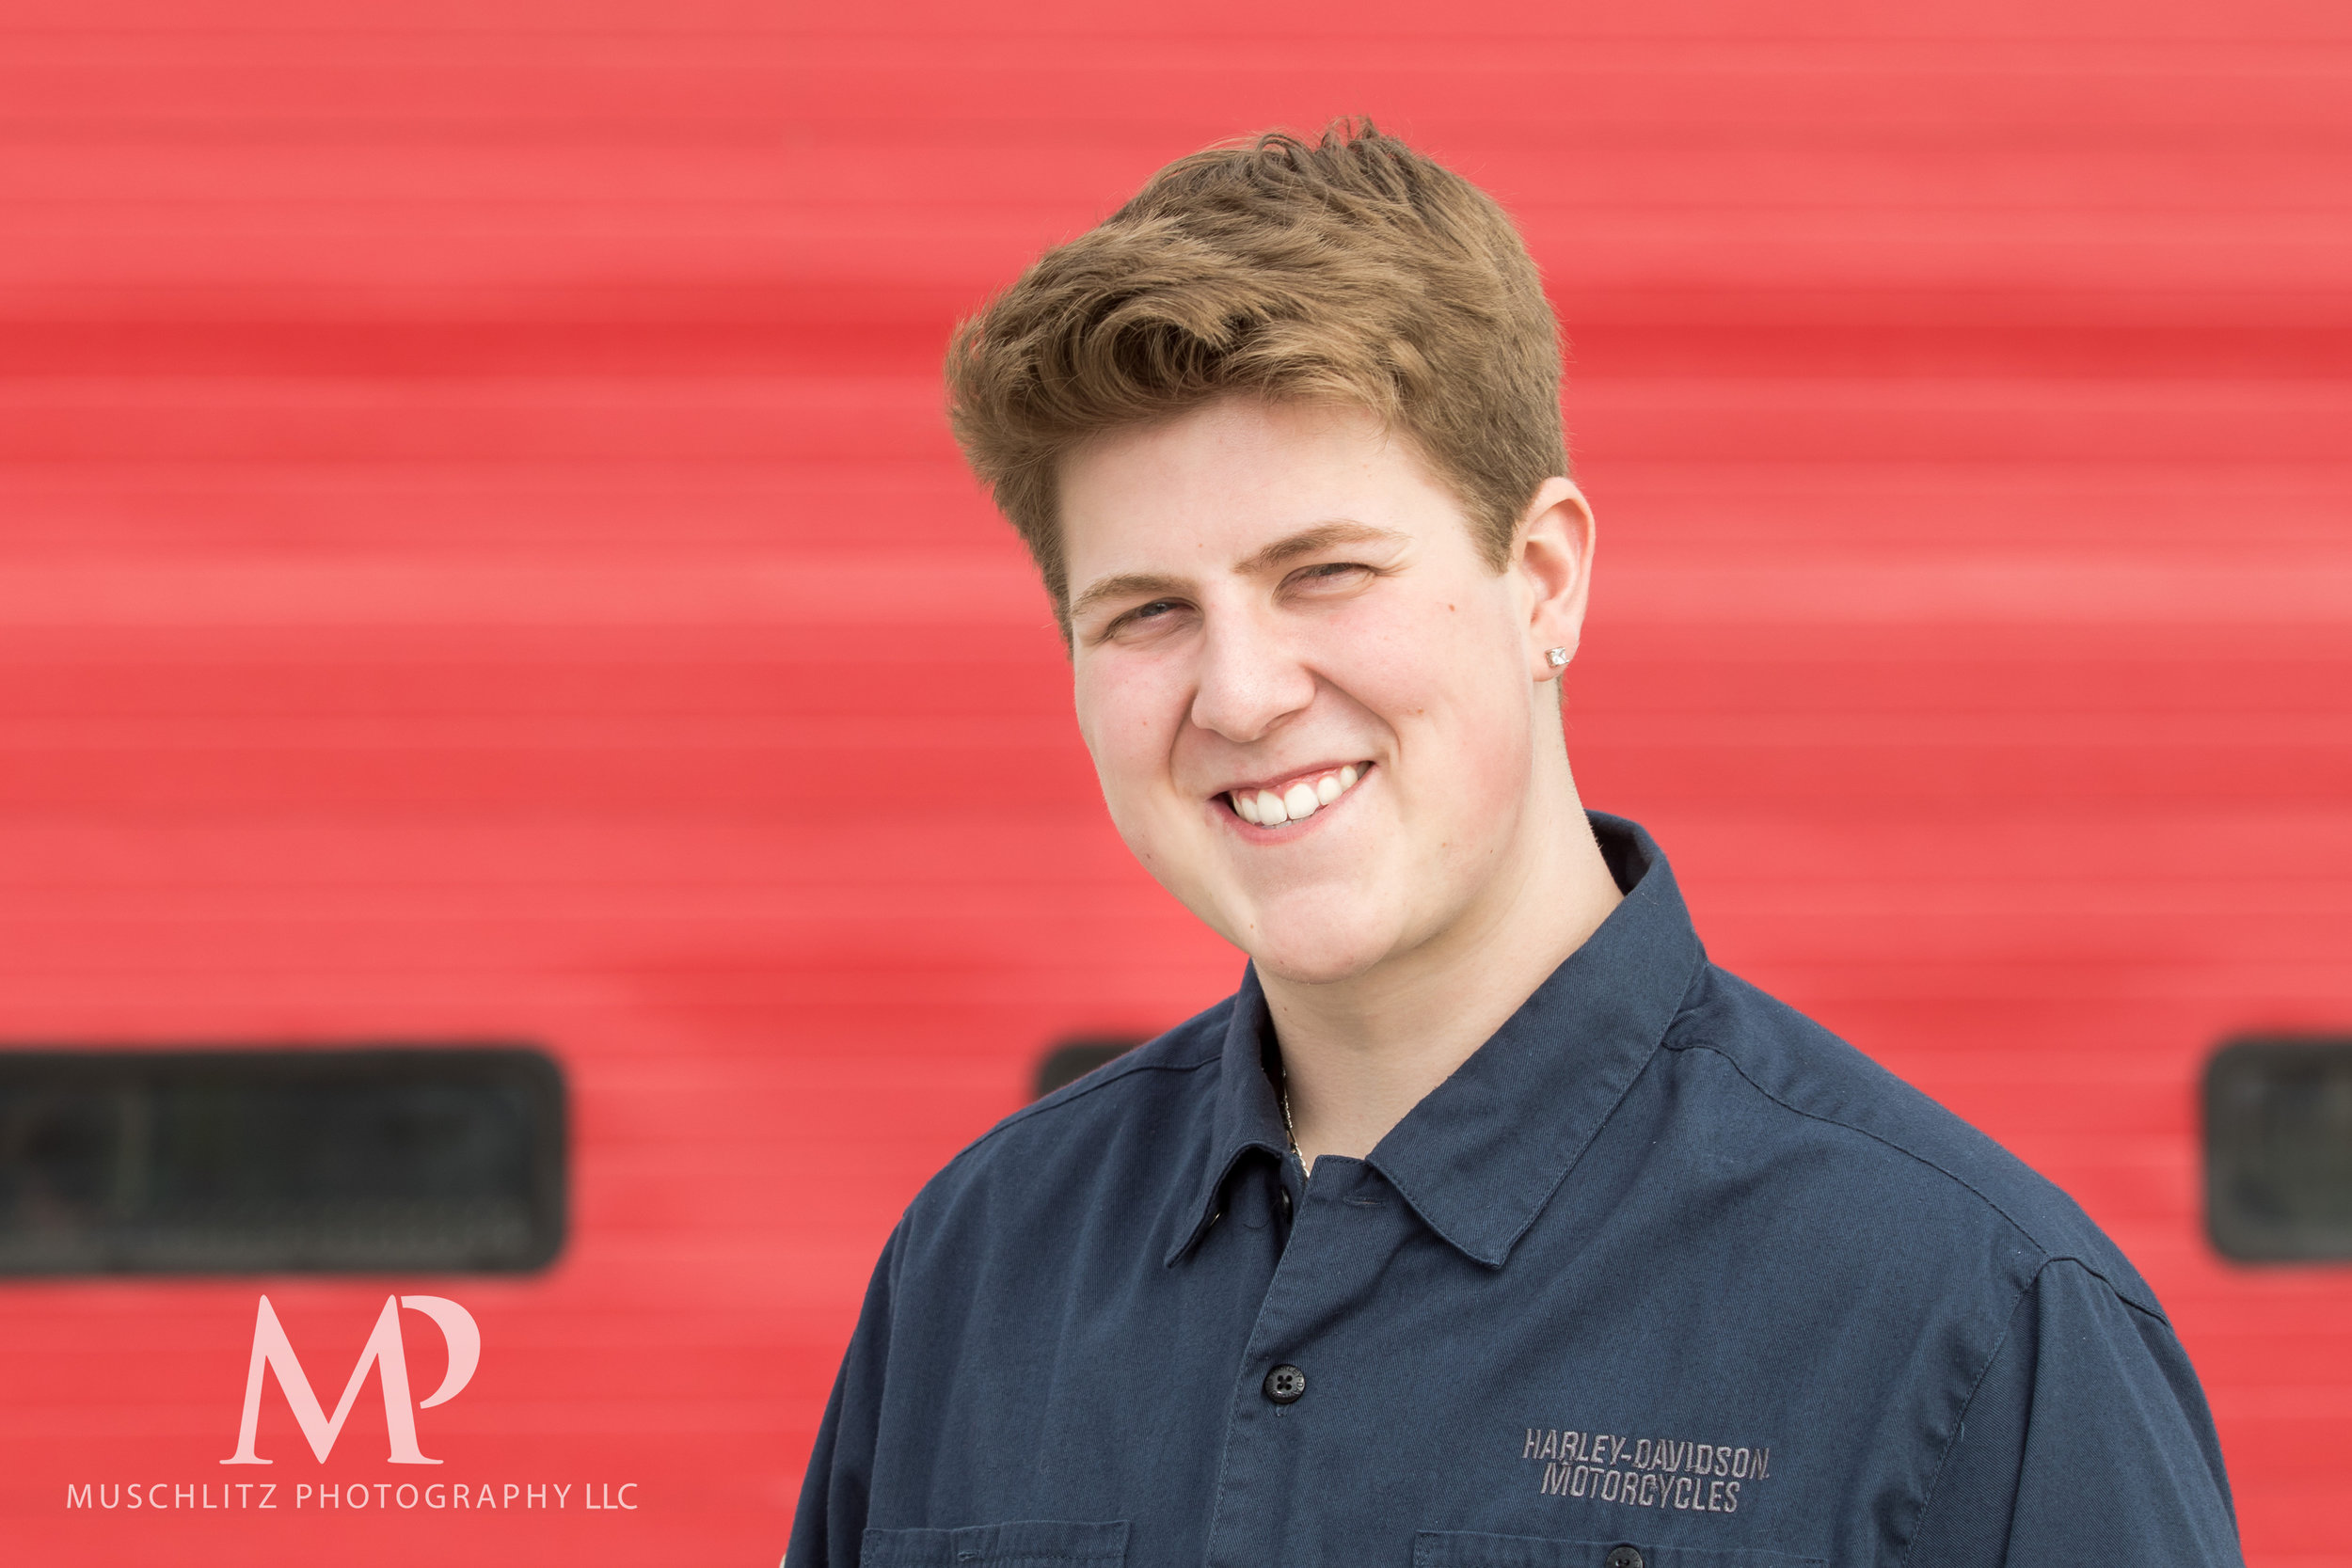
[{"left": 1, "top": 3, "right": 2346, "bottom": 1563}]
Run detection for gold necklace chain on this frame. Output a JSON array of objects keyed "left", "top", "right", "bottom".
[{"left": 1279, "top": 1063, "right": 1299, "bottom": 1157}]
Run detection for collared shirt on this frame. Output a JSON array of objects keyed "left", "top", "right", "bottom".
[{"left": 789, "top": 815, "right": 2241, "bottom": 1568}]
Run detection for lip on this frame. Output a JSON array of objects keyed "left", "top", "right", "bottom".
[
  {"left": 1216, "top": 760, "right": 1368, "bottom": 799},
  {"left": 1215, "top": 760, "right": 1374, "bottom": 836}
]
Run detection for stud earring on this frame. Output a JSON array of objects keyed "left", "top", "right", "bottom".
[{"left": 1545, "top": 647, "right": 1570, "bottom": 668}]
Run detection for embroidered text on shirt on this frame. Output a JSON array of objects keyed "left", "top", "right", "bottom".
[{"left": 1522, "top": 1428, "right": 1771, "bottom": 1513}]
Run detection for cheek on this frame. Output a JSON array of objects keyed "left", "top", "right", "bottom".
[
  {"left": 1331, "top": 578, "right": 1527, "bottom": 737},
  {"left": 1073, "top": 657, "right": 1187, "bottom": 808}
]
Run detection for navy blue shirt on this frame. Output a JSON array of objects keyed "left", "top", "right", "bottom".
[{"left": 790, "top": 816, "right": 2240, "bottom": 1568}]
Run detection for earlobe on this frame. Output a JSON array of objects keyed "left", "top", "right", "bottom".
[{"left": 1515, "top": 478, "right": 1596, "bottom": 681}]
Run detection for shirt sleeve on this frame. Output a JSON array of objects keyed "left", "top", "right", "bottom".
[
  {"left": 1906, "top": 1257, "right": 2243, "bottom": 1568},
  {"left": 786, "top": 1221, "right": 903, "bottom": 1568}
]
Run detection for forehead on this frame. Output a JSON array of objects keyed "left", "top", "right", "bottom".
[{"left": 1057, "top": 398, "right": 1463, "bottom": 579}]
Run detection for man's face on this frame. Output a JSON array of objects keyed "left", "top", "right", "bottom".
[{"left": 1060, "top": 397, "right": 1576, "bottom": 986}]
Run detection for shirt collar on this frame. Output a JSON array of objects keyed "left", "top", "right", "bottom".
[
  {"left": 1165, "top": 813, "right": 1706, "bottom": 1269},
  {"left": 1161, "top": 966, "right": 1294, "bottom": 1266}
]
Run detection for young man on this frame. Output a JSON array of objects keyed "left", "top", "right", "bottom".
[{"left": 789, "top": 126, "right": 2241, "bottom": 1568}]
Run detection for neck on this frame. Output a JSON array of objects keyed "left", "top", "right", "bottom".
[{"left": 1261, "top": 755, "right": 1621, "bottom": 1173}]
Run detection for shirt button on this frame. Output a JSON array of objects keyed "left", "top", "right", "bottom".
[
  {"left": 1263, "top": 1364, "right": 1307, "bottom": 1404},
  {"left": 1605, "top": 1548, "right": 1644, "bottom": 1568}
]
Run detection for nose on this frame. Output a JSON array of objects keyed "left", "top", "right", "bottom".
[{"left": 1188, "top": 608, "right": 1316, "bottom": 744}]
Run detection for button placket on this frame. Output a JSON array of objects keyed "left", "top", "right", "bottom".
[{"left": 1203, "top": 1156, "right": 1398, "bottom": 1568}]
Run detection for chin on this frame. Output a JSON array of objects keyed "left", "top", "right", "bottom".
[{"left": 1234, "top": 911, "right": 1398, "bottom": 988}]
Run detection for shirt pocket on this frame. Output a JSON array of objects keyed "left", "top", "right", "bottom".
[
  {"left": 861, "top": 1519, "right": 1129, "bottom": 1568},
  {"left": 1414, "top": 1530, "right": 1824, "bottom": 1568}
]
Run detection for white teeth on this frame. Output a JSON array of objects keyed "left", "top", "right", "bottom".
[{"left": 1232, "top": 766, "right": 1367, "bottom": 829}]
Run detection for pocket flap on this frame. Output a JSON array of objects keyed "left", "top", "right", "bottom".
[{"left": 862, "top": 1519, "right": 1129, "bottom": 1567}]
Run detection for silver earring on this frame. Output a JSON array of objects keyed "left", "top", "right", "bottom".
[{"left": 1545, "top": 647, "right": 1570, "bottom": 668}]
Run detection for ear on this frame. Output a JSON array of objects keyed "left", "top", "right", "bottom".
[{"left": 1512, "top": 478, "right": 1597, "bottom": 682}]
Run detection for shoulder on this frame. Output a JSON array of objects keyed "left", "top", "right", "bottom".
[
  {"left": 889, "top": 994, "right": 1232, "bottom": 1259},
  {"left": 978, "top": 996, "right": 1231, "bottom": 1145},
  {"left": 1660, "top": 961, "right": 2163, "bottom": 1320}
]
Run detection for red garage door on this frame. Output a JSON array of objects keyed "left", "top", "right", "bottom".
[{"left": 0, "top": 2, "right": 2346, "bottom": 1563}]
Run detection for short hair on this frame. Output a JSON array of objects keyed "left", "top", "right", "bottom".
[{"left": 945, "top": 120, "right": 1569, "bottom": 620}]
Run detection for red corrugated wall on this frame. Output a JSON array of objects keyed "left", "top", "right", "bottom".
[{"left": 1, "top": 3, "right": 2347, "bottom": 1563}]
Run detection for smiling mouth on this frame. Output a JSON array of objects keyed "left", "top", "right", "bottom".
[{"left": 1225, "top": 763, "right": 1371, "bottom": 828}]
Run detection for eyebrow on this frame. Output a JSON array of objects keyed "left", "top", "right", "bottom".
[
  {"left": 1067, "top": 521, "right": 1410, "bottom": 626},
  {"left": 1234, "top": 519, "right": 1410, "bottom": 576}
]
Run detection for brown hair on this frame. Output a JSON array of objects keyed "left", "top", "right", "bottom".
[{"left": 945, "top": 120, "right": 1569, "bottom": 620}]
